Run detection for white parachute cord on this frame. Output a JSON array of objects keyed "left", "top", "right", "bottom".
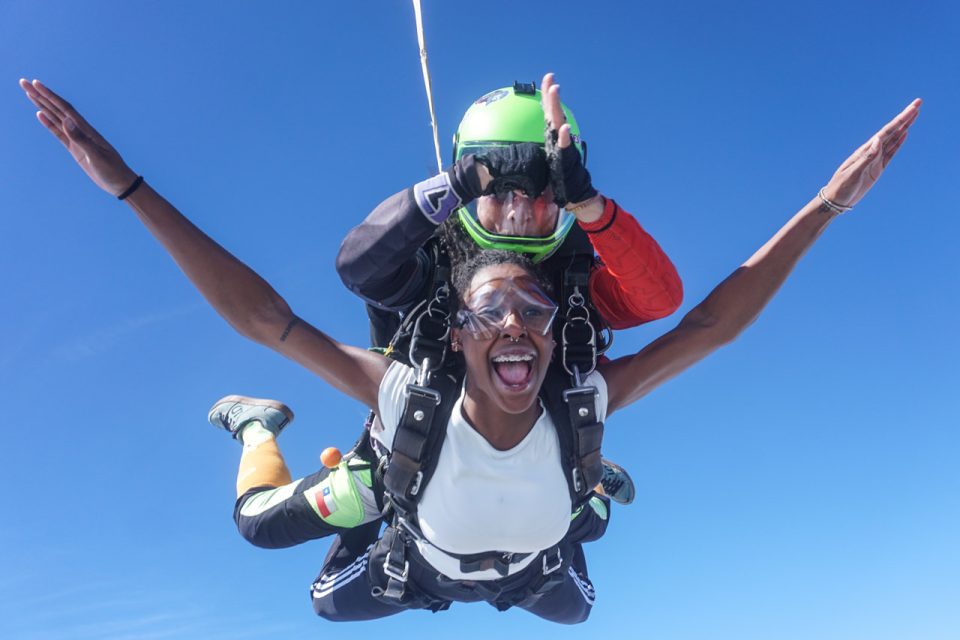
[{"left": 412, "top": 0, "right": 443, "bottom": 173}]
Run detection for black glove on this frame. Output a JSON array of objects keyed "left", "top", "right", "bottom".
[
  {"left": 475, "top": 143, "right": 550, "bottom": 199},
  {"left": 446, "top": 154, "right": 486, "bottom": 203},
  {"left": 545, "top": 129, "right": 597, "bottom": 207},
  {"left": 446, "top": 143, "right": 550, "bottom": 204}
]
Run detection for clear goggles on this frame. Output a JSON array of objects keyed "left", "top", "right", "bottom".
[{"left": 456, "top": 277, "right": 558, "bottom": 340}]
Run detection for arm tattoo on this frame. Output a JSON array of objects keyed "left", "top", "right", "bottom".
[
  {"left": 279, "top": 317, "right": 299, "bottom": 342},
  {"left": 816, "top": 202, "right": 836, "bottom": 216}
]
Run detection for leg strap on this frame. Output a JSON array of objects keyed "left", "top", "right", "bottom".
[{"left": 381, "top": 526, "right": 410, "bottom": 602}]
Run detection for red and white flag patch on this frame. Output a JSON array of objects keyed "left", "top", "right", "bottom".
[{"left": 315, "top": 485, "right": 338, "bottom": 518}]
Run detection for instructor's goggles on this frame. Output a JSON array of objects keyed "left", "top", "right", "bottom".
[
  {"left": 456, "top": 277, "right": 558, "bottom": 340},
  {"left": 455, "top": 142, "right": 575, "bottom": 263}
]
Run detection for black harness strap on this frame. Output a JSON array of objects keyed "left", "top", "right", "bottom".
[
  {"left": 375, "top": 363, "right": 602, "bottom": 603},
  {"left": 539, "top": 367, "right": 605, "bottom": 504},
  {"left": 383, "top": 371, "right": 460, "bottom": 507},
  {"left": 372, "top": 237, "right": 609, "bottom": 604},
  {"left": 381, "top": 525, "right": 410, "bottom": 601},
  {"left": 563, "top": 385, "right": 604, "bottom": 493}
]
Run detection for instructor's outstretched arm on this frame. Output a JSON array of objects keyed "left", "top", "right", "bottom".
[
  {"left": 600, "top": 99, "right": 922, "bottom": 414},
  {"left": 19, "top": 79, "right": 388, "bottom": 410}
]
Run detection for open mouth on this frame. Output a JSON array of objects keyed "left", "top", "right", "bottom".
[{"left": 491, "top": 352, "right": 535, "bottom": 390}]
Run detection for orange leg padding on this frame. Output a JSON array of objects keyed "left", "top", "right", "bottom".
[{"left": 235, "top": 439, "right": 293, "bottom": 498}]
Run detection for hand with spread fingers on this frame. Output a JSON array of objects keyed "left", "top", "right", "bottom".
[
  {"left": 822, "top": 99, "right": 921, "bottom": 211},
  {"left": 19, "top": 78, "right": 137, "bottom": 196}
]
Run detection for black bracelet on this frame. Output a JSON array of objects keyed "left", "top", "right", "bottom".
[
  {"left": 117, "top": 175, "right": 144, "bottom": 200},
  {"left": 583, "top": 197, "right": 617, "bottom": 234}
]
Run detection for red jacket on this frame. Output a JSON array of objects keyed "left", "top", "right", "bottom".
[{"left": 580, "top": 198, "right": 682, "bottom": 329}]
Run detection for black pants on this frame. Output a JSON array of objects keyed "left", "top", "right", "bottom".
[{"left": 235, "top": 469, "right": 609, "bottom": 623}]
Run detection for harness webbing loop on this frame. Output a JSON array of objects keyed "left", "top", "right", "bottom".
[{"left": 408, "top": 283, "right": 450, "bottom": 385}]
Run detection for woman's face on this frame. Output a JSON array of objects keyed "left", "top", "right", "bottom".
[
  {"left": 475, "top": 187, "right": 559, "bottom": 238},
  {"left": 454, "top": 262, "right": 556, "bottom": 416}
]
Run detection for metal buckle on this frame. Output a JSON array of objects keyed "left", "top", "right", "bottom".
[
  {"left": 458, "top": 551, "right": 517, "bottom": 577},
  {"left": 383, "top": 554, "right": 409, "bottom": 583},
  {"left": 409, "top": 470, "right": 424, "bottom": 496},
  {"left": 561, "top": 285, "right": 598, "bottom": 378},
  {"left": 562, "top": 385, "right": 598, "bottom": 405},
  {"left": 405, "top": 383, "right": 442, "bottom": 406},
  {"left": 414, "top": 357, "right": 433, "bottom": 387},
  {"left": 542, "top": 548, "right": 563, "bottom": 575},
  {"left": 570, "top": 467, "right": 583, "bottom": 493},
  {"left": 409, "top": 286, "right": 451, "bottom": 385},
  {"left": 396, "top": 516, "right": 425, "bottom": 543},
  {"left": 561, "top": 320, "right": 597, "bottom": 375}
]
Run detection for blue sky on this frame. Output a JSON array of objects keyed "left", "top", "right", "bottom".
[{"left": 1, "top": 1, "right": 958, "bottom": 638}]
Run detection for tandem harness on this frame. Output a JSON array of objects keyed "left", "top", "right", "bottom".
[{"left": 369, "top": 241, "right": 607, "bottom": 607}]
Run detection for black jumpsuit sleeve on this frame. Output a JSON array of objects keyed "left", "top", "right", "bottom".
[{"left": 336, "top": 187, "right": 441, "bottom": 312}]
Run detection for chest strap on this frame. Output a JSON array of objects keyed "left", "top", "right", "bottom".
[{"left": 379, "top": 518, "right": 565, "bottom": 604}]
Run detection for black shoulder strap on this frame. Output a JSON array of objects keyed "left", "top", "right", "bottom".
[
  {"left": 539, "top": 365, "right": 605, "bottom": 506},
  {"left": 383, "top": 362, "right": 603, "bottom": 517},
  {"left": 382, "top": 367, "right": 463, "bottom": 514}
]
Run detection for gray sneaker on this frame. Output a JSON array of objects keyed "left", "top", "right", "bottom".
[
  {"left": 600, "top": 458, "right": 636, "bottom": 505},
  {"left": 208, "top": 395, "right": 294, "bottom": 440}
]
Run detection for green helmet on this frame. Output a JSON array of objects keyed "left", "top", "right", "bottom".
[{"left": 452, "top": 82, "right": 586, "bottom": 263}]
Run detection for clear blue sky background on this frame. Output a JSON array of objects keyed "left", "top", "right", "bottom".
[{"left": 1, "top": 1, "right": 957, "bottom": 638}]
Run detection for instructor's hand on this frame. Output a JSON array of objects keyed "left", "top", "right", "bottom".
[
  {"left": 540, "top": 72, "right": 598, "bottom": 211},
  {"left": 19, "top": 79, "right": 137, "bottom": 196},
  {"left": 541, "top": 72, "right": 572, "bottom": 150},
  {"left": 822, "top": 98, "right": 921, "bottom": 209}
]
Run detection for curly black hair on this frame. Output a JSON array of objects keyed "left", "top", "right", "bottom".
[{"left": 439, "top": 215, "right": 552, "bottom": 304}]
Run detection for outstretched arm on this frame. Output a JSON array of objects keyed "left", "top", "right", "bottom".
[
  {"left": 20, "top": 79, "right": 388, "bottom": 410},
  {"left": 599, "top": 99, "right": 921, "bottom": 414}
]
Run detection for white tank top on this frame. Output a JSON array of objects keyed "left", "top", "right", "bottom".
[{"left": 375, "top": 363, "right": 609, "bottom": 580}]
